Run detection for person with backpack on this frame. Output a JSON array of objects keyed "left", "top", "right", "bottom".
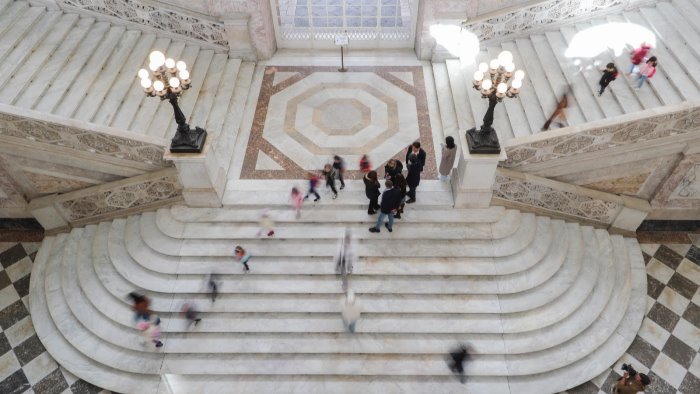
[
  {"left": 234, "top": 245, "right": 251, "bottom": 272},
  {"left": 628, "top": 43, "right": 651, "bottom": 75},
  {"left": 635, "top": 56, "right": 657, "bottom": 89},
  {"left": 598, "top": 62, "right": 618, "bottom": 96}
]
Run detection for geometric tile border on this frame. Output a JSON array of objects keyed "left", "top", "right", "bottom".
[{"left": 241, "top": 66, "right": 437, "bottom": 179}]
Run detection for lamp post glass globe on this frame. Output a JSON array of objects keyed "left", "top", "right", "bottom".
[
  {"left": 176, "top": 61, "right": 187, "bottom": 71},
  {"left": 512, "top": 78, "right": 522, "bottom": 89},
  {"left": 169, "top": 77, "right": 180, "bottom": 88},
  {"left": 138, "top": 68, "right": 149, "bottom": 79},
  {"left": 153, "top": 80, "right": 165, "bottom": 92},
  {"left": 164, "top": 58, "right": 175, "bottom": 69},
  {"left": 179, "top": 70, "right": 189, "bottom": 80},
  {"left": 489, "top": 59, "right": 499, "bottom": 70},
  {"left": 149, "top": 51, "right": 165, "bottom": 67},
  {"left": 478, "top": 62, "right": 488, "bottom": 73},
  {"left": 514, "top": 70, "right": 525, "bottom": 80},
  {"left": 473, "top": 70, "right": 484, "bottom": 82},
  {"left": 497, "top": 51, "right": 513, "bottom": 67},
  {"left": 140, "top": 78, "right": 152, "bottom": 88},
  {"left": 481, "top": 79, "right": 492, "bottom": 91}
]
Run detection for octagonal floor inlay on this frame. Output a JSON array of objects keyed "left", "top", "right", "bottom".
[{"left": 241, "top": 66, "right": 436, "bottom": 179}]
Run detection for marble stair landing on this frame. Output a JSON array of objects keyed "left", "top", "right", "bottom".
[{"left": 28, "top": 200, "right": 646, "bottom": 394}]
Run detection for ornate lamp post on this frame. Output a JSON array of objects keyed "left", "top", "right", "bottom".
[
  {"left": 138, "top": 51, "right": 207, "bottom": 153},
  {"left": 467, "top": 50, "right": 524, "bottom": 154}
]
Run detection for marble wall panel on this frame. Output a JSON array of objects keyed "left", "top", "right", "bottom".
[{"left": 652, "top": 154, "right": 700, "bottom": 210}]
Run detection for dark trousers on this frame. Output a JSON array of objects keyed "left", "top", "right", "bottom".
[
  {"left": 599, "top": 76, "right": 611, "bottom": 95},
  {"left": 407, "top": 186, "right": 417, "bottom": 201},
  {"left": 326, "top": 180, "right": 338, "bottom": 195},
  {"left": 337, "top": 171, "right": 345, "bottom": 187},
  {"left": 368, "top": 196, "right": 379, "bottom": 213},
  {"left": 305, "top": 187, "right": 320, "bottom": 200}
]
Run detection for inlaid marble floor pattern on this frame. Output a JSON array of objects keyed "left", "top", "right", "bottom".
[{"left": 1, "top": 237, "right": 700, "bottom": 394}]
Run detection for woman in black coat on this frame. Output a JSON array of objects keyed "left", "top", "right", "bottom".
[{"left": 363, "top": 170, "right": 381, "bottom": 214}]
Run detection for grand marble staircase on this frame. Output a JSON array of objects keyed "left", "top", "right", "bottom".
[
  {"left": 438, "top": 0, "right": 700, "bottom": 142},
  {"left": 0, "top": 0, "right": 253, "bottom": 141},
  {"left": 29, "top": 180, "right": 647, "bottom": 393}
]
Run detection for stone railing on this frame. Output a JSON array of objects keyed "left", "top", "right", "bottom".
[
  {"left": 502, "top": 101, "right": 700, "bottom": 170},
  {"left": 29, "top": 168, "right": 182, "bottom": 230},
  {"left": 462, "top": 0, "right": 660, "bottom": 45},
  {"left": 0, "top": 104, "right": 171, "bottom": 171},
  {"left": 56, "top": 0, "right": 228, "bottom": 50},
  {"left": 493, "top": 168, "right": 650, "bottom": 233}
]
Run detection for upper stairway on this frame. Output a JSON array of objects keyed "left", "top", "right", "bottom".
[
  {"left": 0, "top": 0, "right": 253, "bottom": 142},
  {"left": 438, "top": 0, "right": 700, "bottom": 143},
  {"left": 29, "top": 180, "right": 647, "bottom": 393}
]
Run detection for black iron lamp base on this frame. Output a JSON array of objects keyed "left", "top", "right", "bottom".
[
  {"left": 466, "top": 126, "right": 501, "bottom": 154},
  {"left": 169, "top": 125, "right": 207, "bottom": 154}
]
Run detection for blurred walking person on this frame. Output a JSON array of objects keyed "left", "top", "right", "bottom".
[
  {"left": 335, "top": 228, "right": 355, "bottom": 291},
  {"left": 635, "top": 56, "right": 657, "bottom": 89},
  {"left": 598, "top": 63, "right": 618, "bottom": 96},
  {"left": 542, "top": 90, "right": 569, "bottom": 130},
  {"left": 180, "top": 302, "right": 202, "bottom": 329},
  {"left": 628, "top": 42, "right": 652, "bottom": 75},
  {"left": 363, "top": 170, "right": 381, "bottom": 215},
  {"left": 340, "top": 290, "right": 361, "bottom": 333},
  {"left": 333, "top": 155, "right": 346, "bottom": 189},
  {"left": 136, "top": 315, "right": 163, "bottom": 348},
  {"left": 257, "top": 208, "right": 275, "bottom": 237},
  {"left": 304, "top": 172, "right": 321, "bottom": 202},
  {"left": 322, "top": 163, "right": 338, "bottom": 199},
  {"left": 359, "top": 154, "right": 372, "bottom": 174},
  {"left": 128, "top": 291, "right": 159, "bottom": 325},
  {"left": 447, "top": 344, "right": 471, "bottom": 384},
  {"left": 290, "top": 187, "right": 304, "bottom": 219},
  {"left": 206, "top": 274, "right": 219, "bottom": 303},
  {"left": 234, "top": 245, "right": 251, "bottom": 272}
]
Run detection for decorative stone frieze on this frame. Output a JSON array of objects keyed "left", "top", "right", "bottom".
[
  {"left": 503, "top": 106, "right": 700, "bottom": 168},
  {"left": 462, "top": 0, "right": 657, "bottom": 44},
  {"left": 29, "top": 169, "right": 182, "bottom": 229},
  {"left": 492, "top": 168, "right": 650, "bottom": 232},
  {"left": 57, "top": 0, "right": 228, "bottom": 48},
  {"left": 0, "top": 111, "right": 171, "bottom": 168}
]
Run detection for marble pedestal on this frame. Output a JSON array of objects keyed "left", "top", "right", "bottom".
[
  {"left": 164, "top": 138, "right": 224, "bottom": 207},
  {"left": 452, "top": 134, "right": 506, "bottom": 208}
]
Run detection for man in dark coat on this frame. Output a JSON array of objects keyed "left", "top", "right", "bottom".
[
  {"left": 406, "top": 153, "right": 421, "bottom": 204},
  {"left": 406, "top": 141, "right": 426, "bottom": 172},
  {"left": 392, "top": 172, "right": 407, "bottom": 219},
  {"left": 369, "top": 180, "right": 401, "bottom": 233}
]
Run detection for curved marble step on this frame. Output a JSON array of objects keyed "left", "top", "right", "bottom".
[{"left": 30, "top": 209, "right": 645, "bottom": 394}]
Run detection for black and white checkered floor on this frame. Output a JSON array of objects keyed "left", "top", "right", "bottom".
[
  {"left": 1, "top": 239, "right": 699, "bottom": 394},
  {"left": 0, "top": 242, "right": 108, "bottom": 394}
]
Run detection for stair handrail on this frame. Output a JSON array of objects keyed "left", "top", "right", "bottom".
[
  {"left": 461, "top": 0, "right": 662, "bottom": 45},
  {"left": 501, "top": 98, "right": 700, "bottom": 169},
  {"left": 0, "top": 103, "right": 171, "bottom": 169},
  {"left": 55, "top": 0, "right": 228, "bottom": 51}
]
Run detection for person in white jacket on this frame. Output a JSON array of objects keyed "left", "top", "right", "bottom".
[{"left": 334, "top": 228, "right": 355, "bottom": 291}]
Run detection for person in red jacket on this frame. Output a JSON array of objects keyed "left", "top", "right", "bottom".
[
  {"left": 635, "top": 56, "right": 657, "bottom": 89},
  {"left": 628, "top": 42, "right": 651, "bottom": 75}
]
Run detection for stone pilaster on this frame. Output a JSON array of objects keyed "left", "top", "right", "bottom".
[
  {"left": 164, "top": 137, "right": 224, "bottom": 207},
  {"left": 223, "top": 13, "right": 257, "bottom": 61}
]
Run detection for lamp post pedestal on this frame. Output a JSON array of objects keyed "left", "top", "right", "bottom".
[
  {"left": 466, "top": 95, "right": 501, "bottom": 154},
  {"left": 168, "top": 95, "right": 207, "bottom": 154}
]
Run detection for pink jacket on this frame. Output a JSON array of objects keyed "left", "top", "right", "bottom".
[{"left": 639, "top": 62, "right": 656, "bottom": 78}]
